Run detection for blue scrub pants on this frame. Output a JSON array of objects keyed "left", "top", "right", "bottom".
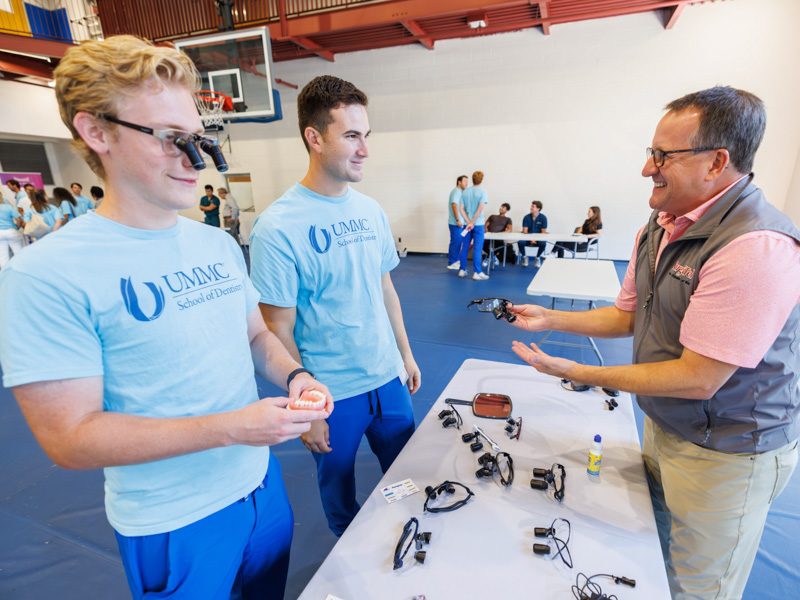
[
  {"left": 447, "top": 224, "right": 464, "bottom": 264},
  {"left": 460, "top": 225, "right": 485, "bottom": 273},
  {"left": 313, "top": 376, "right": 415, "bottom": 536},
  {"left": 115, "top": 455, "right": 293, "bottom": 600}
]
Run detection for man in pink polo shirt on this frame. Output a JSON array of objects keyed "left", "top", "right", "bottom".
[{"left": 507, "top": 87, "right": 800, "bottom": 600}]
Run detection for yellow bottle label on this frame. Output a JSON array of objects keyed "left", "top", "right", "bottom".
[{"left": 587, "top": 452, "right": 602, "bottom": 476}]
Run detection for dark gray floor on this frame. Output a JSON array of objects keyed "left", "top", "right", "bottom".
[{"left": 1, "top": 253, "right": 797, "bottom": 599}]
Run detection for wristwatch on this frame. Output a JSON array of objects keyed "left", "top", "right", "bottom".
[{"left": 286, "top": 367, "right": 314, "bottom": 390}]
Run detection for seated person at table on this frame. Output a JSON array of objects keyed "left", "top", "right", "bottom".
[
  {"left": 559, "top": 206, "right": 603, "bottom": 255},
  {"left": 482, "top": 202, "right": 514, "bottom": 265},
  {"left": 518, "top": 200, "right": 562, "bottom": 267}
]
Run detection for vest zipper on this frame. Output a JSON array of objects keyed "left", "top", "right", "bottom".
[
  {"left": 642, "top": 291, "right": 653, "bottom": 310},
  {"left": 701, "top": 400, "right": 712, "bottom": 446}
]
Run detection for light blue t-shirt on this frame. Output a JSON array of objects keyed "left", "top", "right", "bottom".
[
  {"left": 250, "top": 183, "right": 404, "bottom": 400},
  {"left": 0, "top": 213, "right": 267, "bottom": 536},
  {"left": 0, "top": 204, "right": 18, "bottom": 230},
  {"left": 59, "top": 200, "right": 77, "bottom": 221},
  {"left": 448, "top": 187, "right": 462, "bottom": 226},
  {"left": 460, "top": 186, "right": 489, "bottom": 226},
  {"left": 23, "top": 204, "right": 60, "bottom": 231},
  {"left": 73, "top": 194, "right": 93, "bottom": 216}
]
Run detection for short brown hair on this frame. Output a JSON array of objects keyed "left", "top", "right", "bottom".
[
  {"left": 665, "top": 86, "right": 765, "bottom": 173},
  {"left": 54, "top": 35, "right": 199, "bottom": 180},
  {"left": 297, "top": 75, "right": 367, "bottom": 152},
  {"left": 532, "top": 200, "right": 543, "bottom": 210},
  {"left": 472, "top": 171, "right": 484, "bottom": 185}
]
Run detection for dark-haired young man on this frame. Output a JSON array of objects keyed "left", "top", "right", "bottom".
[
  {"left": 250, "top": 75, "right": 421, "bottom": 536},
  {"left": 519, "top": 200, "right": 549, "bottom": 267},
  {"left": 5, "top": 179, "right": 25, "bottom": 208},
  {"left": 446, "top": 175, "right": 468, "bottom": 269},
  {"left": 199, "top": 184, "right": 221, "bottom": 227},
  {"left": 508, "top": 86, "right": 800, "bottom": 600},
  {"left": 70, "top": 182, "right": 94, "bottom": 215},
  {"left": 482, "top": 202, "right": 513, "bottom": 266}
]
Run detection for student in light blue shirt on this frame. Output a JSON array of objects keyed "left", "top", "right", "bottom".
[
  {"left": 70, "top": 182, "right": 94, "bottom": 215},
  {"left": 4, "top": 178, "right": 25, "bottom": 208},
  {"left": 457, "top": 170, "right": 490, "bottom": 280},
  {"left": 53, "top": 186, "right": 79, "bottom": 223},
  {"left": 251, "top": 75, "right": 421, "bottom": 538},
  {"left": 0, "top": 203, "right": 23, "bottom": 269},
  {"left": 21, "top": 189, "right": 61, "bottom": 238},
  {"left": 446, "top": 175, "right": 468, "bottom": 268},
  {"left": 0, "top": 35, "right": 332, "bottom": 600}
]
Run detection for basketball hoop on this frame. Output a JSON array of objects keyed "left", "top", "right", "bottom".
[{"left": 194, "top": 91, "right": 233, "bottom": 129}]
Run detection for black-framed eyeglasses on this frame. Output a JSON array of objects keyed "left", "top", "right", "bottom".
[
  {"left": 99, "top": 115, "right": 228, "bottom": 172},
  {"left": 646, "top": 147, "right": 720, "bottom": 168}
]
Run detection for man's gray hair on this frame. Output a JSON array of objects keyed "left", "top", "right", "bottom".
[{"left": 665, "top": 86, "right": 765, "bottom": 174}]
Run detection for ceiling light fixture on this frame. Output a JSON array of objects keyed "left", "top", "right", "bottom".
[{"left": 467, "top": 13, "right": 488, "bottom": 29}]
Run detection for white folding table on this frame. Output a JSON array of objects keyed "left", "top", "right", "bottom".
[
  {"left": 526, "top": 258, "right": 623, "bottom": 365},
  {"left": 298, "top": 359, "right": 669, "bottom": 600},
  {"left": 484, "top": 232, "right": 589, "bottom": 272}
]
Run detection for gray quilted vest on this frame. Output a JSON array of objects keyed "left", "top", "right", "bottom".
[{"left": 633, "top": 174, "right": 800, "bottom": 453}]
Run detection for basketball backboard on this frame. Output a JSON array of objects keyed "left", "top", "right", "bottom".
[{"left": 175, "top": 27, "right": 276, "bottom": 120}]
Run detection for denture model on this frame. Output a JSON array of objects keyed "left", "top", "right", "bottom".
[{"left": 287, "top": 389, "right": 327, "bottom": 411}]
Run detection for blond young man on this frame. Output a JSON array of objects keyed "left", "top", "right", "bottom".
[{"left": 0, "top": 36, "right": 332, "bottom": 599}]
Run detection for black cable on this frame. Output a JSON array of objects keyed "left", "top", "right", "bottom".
[
  {"left": 550, "top": 517, "right": 572, "bottom": 569},
  {"left": 571, "top": 572, "right": 636, "bottom": 599},
  {"left": 423, "top": 481, "right": 474, "bottom": 513}
]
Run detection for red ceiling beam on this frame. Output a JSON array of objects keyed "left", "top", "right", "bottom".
[
  {"left": 663, "top": 3, "right": 685, "bottom": 29},
  {"left": 280, "top": 0, "right": 703, "bottom": 60},
  {"left": 546, "top": 0, "right": 699, "bottom": 28},
  {"left": 0, "top": 32, "right": 73, "bottom": 60},
  {"left": 292, "top": 36, "right": 336, "bottom": 62},
  {"left": 538, "top": 0, "right": 551, "bottom": 35},
  {"left": 400, "top": 19, "right": 434, "bottom": 50},
  {"left": 269, "top": 0, "right": 530, "bottom": 40},
  {"left": 0, "top": 55, "right": 54, "bottom": 79}
]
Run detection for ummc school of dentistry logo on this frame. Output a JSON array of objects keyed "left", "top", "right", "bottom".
[
  {"left": 308, "top": 225, "right": 332, "bottom": 254},
  {"left": 308, "top": 219, "right": 376, "bottom": 254},
  {"left": 120, "top": 277, "right": 166, "bottom": 322}
]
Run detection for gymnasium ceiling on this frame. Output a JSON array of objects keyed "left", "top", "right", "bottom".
[{"left": 0, "top": 0, "right": 727, "bottom": 85}]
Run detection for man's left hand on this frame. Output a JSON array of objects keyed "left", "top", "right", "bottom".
[
  {"left": 404, "top": 358, "right": 421, "bottom": 395},
  {"left": 512, "top": 340, "right": 577, "bottom": 379}
]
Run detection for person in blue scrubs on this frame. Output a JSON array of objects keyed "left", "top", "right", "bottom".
[
  {"left": 199, "top": 184, "right": 221, "bottom": 227},
  {"left": 251, "top": 75, "right": 421, "bottom": 537},
  {"left": 0, "top": 35, "right": 333, "bottom": 600},
  {"left": 458, "top": 171, "right": 489, "bottom": 280},
  {"left": 446, "top": 175, "right": 468, "bottom": 269}
]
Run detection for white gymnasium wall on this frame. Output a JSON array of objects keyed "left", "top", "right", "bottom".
[
  {"left": 221, "top": 0, "right": 800, "bottom": 259},
  {"left": 0, "top": 78, "right": 100, "bottom": 198}
]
